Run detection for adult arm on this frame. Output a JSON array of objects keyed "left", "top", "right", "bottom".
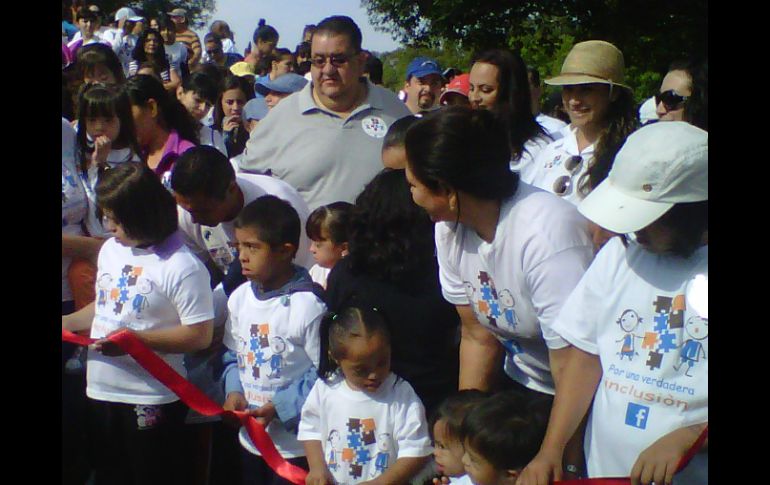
[
  {"left": 187, "top": 33, "right": 202, "bottom": 66},
  {"left": 630, "top": 422, "right": 708, "bottom": 485},
  {"left": 517, "top": 346, "right": 602, "bottom": 485},
  {"left": 457, "top": 304, "right": 503, "bottom": 391},
  {"left": 549, "top": 346, "right": 588, "bottom": 478},
  {"left": 62, "top": 233, "right": 104, "bottom": 262}
]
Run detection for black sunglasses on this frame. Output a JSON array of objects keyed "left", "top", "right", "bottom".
[
  {"left": 310, "top": 53, "right": 353, "bottom": 68},
  {"left": 654, "top": 90, "right": 688, "bottom": 110}
]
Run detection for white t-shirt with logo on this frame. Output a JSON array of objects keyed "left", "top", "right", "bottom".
[
  {"left": 86, "top": 236, "right": 215, "bottom": 405},
  {"left": 177, "top": 173, "right": 314, "bottom": 273},
  {"left": 225, "top": 281, "right": 326, "bottom": 457},
  {"left": 298, "top": 372, "right": 433, "bottom": 484},
  {"left": 528, "top": 126, "right": 595, "bottom": 205},
  {"left": 435, "top": 183, "right": 594, "bottom": 394},
  {"left": 552, "top": 238, "right": 708, "bottom": 478},
  {"left": 62, "top": 119, "right": 88, "bottom": 302}
]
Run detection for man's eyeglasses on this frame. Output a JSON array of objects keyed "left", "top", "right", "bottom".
[
  {"left": 552, "top": 155, "right": 583, "bottom": 197},
  {"left": 310, "top": 53, "right": 353, "bottom": 68},
  {"left": 655, "top": 90, "right": 688, "bottom": 111}
]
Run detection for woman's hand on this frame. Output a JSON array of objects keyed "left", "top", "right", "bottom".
[
  {"left": 630, "top": 425, "right": 706, "bottom": 485},
  {"left": 516, "top": 447, "right": 564, "bottom": 485},
  {"left": 305, "top": 466, "right": 335, "bottom": 485},
  {"left": 92, "top": 135, "right": 113, "bottom": 166},
  {"left": 223, "top": 115, "right": 242, "bottom": 133}
]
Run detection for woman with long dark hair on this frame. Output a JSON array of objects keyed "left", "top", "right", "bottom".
[
  {"left": 655, "top": 58, "right": 708, "bottom": 131},
  {"left": 129, "top": 28, "right": 181, "bottom": 93},
  {"left": 325, "top": 169, "right": 461, "bottom": 416},
  {"left": 529, "top": 41, "right": 638, "bottom": 205},
  {"left": 213, "top": 74, "right": 254, "bottom": 158},
  {"left": 468, "top": 48, "right": 552, "bottom": 178}
]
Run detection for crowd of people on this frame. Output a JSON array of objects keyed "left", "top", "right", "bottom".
[{"left": 62, "top": 4, "right": 708, "bottom": 485}]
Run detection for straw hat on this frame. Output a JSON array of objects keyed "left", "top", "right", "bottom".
[{"left": 545, "top": 40, "right": 629, "bottom": 89}]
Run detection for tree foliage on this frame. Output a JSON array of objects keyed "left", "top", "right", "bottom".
[{"left": 364, "top": 0, "right": 707, "bottom": 101}]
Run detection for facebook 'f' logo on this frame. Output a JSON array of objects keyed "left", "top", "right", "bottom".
[{"left": 625, "top": 403, "right": 650, "bottom": 429}]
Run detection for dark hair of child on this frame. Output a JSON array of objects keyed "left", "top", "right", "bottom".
[
  {"left": 382, "top": 114, "right": 419, "bottom": 151},
  {"left": 233, "top": 195, "right": 300, "bottom": 257},
  {"left": 318, "top": 307, "right": 391, "bottom": 381},
  {"left": 95, "top": 162, "right": 178, "bottom": 246},
  {"left": 76, "top": 82, "right": 143, "bottom": 172},
  {"left": 305, "top": 201, "right": 353, "bottom": 244},
  {"left": 428, "top": 390, "right": 490, "bottom": 441},
  {"left": 459, "top": 391, "right": 551, "bottom": 471}
]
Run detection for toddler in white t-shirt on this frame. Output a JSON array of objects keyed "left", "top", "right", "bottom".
[
  {"left": 459, "top": 391, "right": 551, "bottom": 485},
  {"left": 305, "top": 202, "right": 352, "bottom": 289},
  {"left": 298, "top": 307, "right": 433, "bottom": 485},
  {"left": 429, "top": 390, "right": 489, "bottom": 485}
]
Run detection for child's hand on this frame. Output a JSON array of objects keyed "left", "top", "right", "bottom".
[
  {"left": 222, "top": 391, "right": 248, "bottom": 428},
  {"left": 92, "top": 135, "right": 112, "bottom": 166},
  {"left": 223, "top": 115, "right": 241, "bottom": 133},
  {"left": 91, "top": 329, "right": 133, "bottom": 357},
  {"left": 247, "top": 401, "right": 277, "bottom": 427},
  {"left": 305, "top": 467, "right": 335, "bottom": 485}
]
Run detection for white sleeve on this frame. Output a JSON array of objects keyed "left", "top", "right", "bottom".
[
  {"left": 167, "top": 262, "right": 215, "bottom": 325},
  {"left": 297, "top": 380, "right": 323, "bottom": 441},
  {"left": 550, "top": 240, "right": 620, "bottom": 355},
  {"left": 223, "top": 284, "right": 245, "bottom": 350},
  {"left": 290, "top": 297, "right": 326, "bottom": 369},
  {"left": 435, "top": 223, "right": 469, "bottom": 306},
  {"left": 525, "top": 245, "right": 593, "bottom": 349},
  {"left": 393, "top": 382, "right": 433, "bottom": 458}
]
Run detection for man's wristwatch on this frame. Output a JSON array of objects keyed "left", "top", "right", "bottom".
[{"left": 565, "top": 464, "right": 583, "bottom": 477}]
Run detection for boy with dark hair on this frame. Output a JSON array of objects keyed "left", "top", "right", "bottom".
[
  {"left": 222, "top": 195, "right": 326, "bottom": 484},
  {"left": 459, "top": 391, "right": 551, "bottom": 485},
  {"left": 176, "top": 72, "right": 227, "bottom": 154}
]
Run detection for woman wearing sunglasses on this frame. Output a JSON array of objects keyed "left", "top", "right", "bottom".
[
  {"left": 529, "top": 41, "right": 638, "bottom": 206},
  {"left": 656, "top": 58, "right": 708, "bottom": 131}
]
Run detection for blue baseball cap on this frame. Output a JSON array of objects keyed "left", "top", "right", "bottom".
[
  {"left": 244, "top": 97, "right": 269, "bottom": 121},
  {"left": 254, "top": 73, "right": 308, "bottom": 96},
  {"left": 405, "top": 57, "right": 442, "bottom": 80}
]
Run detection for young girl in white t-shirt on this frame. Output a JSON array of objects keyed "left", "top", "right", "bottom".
[
  {"left": 62, "top": 162, "right": 215, "bottom": 485},
  {"left": 299, "top": 307, "right": 433, "bottom": 485},
  {"left": 305, "top": 202, "right": 352, "bottom": 289}
]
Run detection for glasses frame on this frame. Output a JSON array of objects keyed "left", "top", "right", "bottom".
[{"left": 309, "top": 52, "right": 355, "bottom": 69}]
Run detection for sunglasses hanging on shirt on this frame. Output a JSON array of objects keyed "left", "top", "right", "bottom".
[{"left": 552, "top": 155, "right": 584, "bottom": 197}]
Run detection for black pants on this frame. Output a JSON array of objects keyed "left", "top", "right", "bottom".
[
  {"left": 87, "top": 398, "right": 189, "bottom": 485},
  {"left": 240, "top": 448, "right": 308, "bottom": 485}
]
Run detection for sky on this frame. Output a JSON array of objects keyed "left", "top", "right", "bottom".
[{"left": 194, "top": 0, "right": 404, "bottom": 55}]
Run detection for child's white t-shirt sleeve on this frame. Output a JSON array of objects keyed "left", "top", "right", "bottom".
[
  {"left": 166, "top": 265, "right": 215, "bottom": 325},
  {"left": 393, "top": 383, "right": 433, "bottom": 458},
  {"left": 297, "top": 308, "right": 324, "bottom": 369},
  {"left": 525, "top": 245, "right": 592, "bottom": 349},
  {"left": 297, "top": 380, "right": 323, "bottom": 441}
]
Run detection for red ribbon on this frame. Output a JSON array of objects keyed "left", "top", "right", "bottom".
[
  {"left": 553, "top": 426, "right": 708, "bottom": 484},
  {"left": 62, "top": 328, "right": 308, "bottom": 485}
]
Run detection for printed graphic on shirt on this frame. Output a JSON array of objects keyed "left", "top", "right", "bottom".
[
  {"left": 332, "top": 417, "right": 390, "bottom": 481},
  {"left": 95, "top": 266, "right": 153, "bottom": 318},
  {"left": 361, "top": 116, "right": 388, "bottom": 138},
  {"left": 202, "top": 227, "right": 237, "bottom": 272},
  {"left": 603, "top": 290, "right": 708, "bottom": 414},
  {"left": 236, "top": 323, "right": 287, "bottom": 388},
  {"left": 465, "top": 272, "right": 519, "bottom": 330}
]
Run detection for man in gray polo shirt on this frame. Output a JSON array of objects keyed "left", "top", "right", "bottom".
[{"left": 237, "top": 15, "right": 411, "bottom": 210}]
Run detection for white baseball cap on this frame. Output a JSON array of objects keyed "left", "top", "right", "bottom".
[
  {"left": 115, "top": 7, "right": 143, "bottom": 22},
  {"left": 578, "top": 121, "right": 708, "bottom": 234}
]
